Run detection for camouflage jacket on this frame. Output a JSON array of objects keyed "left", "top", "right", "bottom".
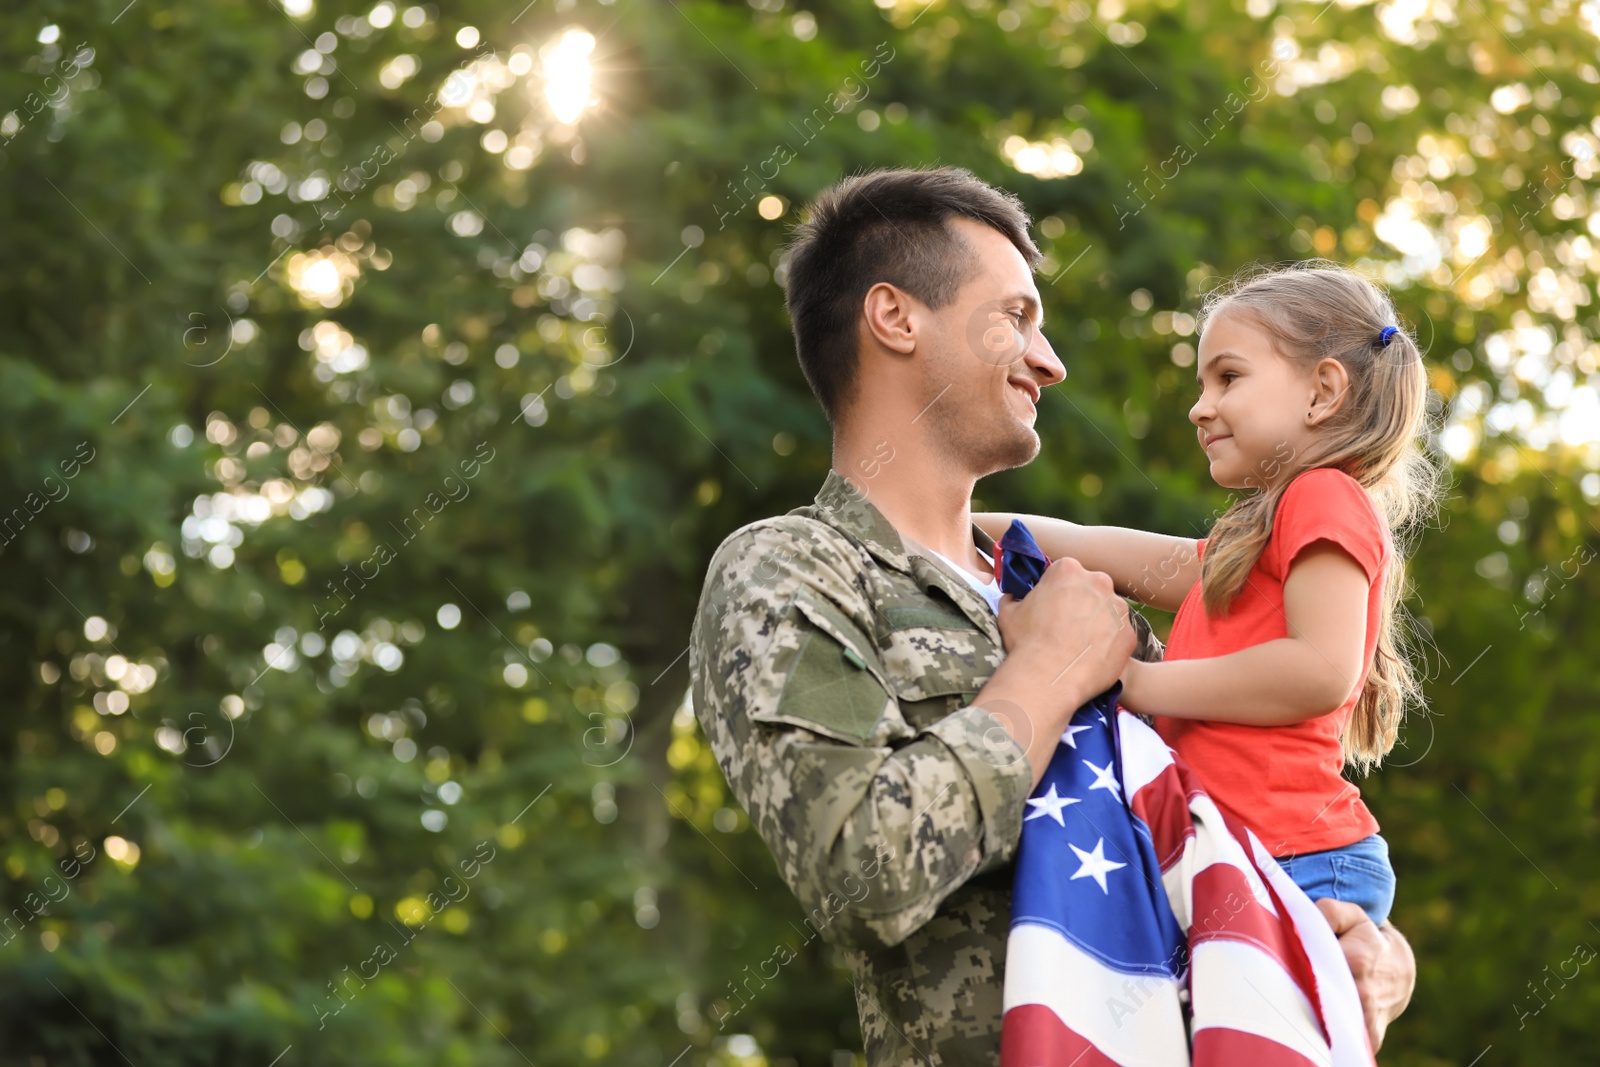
[{"left": 688, "top": 469, "right": 1162, "bottom": 1065}]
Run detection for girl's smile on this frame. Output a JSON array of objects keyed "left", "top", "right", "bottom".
[{"left": 1188, "top": 310, "right": 1349, "bottom": 490}]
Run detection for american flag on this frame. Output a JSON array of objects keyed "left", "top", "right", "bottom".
[{"left": 999, "top": 694, "right": 1377, "bottom": 1067}]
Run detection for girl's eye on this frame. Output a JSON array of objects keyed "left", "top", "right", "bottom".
[{"left": 1220, "top": 372, "right": 1238, "bottom": 384}]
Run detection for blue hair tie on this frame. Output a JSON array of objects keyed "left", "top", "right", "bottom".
[{"left": 1378, "top": 325, "right": 1399, "bottom": 346}]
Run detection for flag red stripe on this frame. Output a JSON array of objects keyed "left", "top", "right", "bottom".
[
  {"left": 1194, "top": 1025, "right": 1327, "bottom": 1067},
  {"left": 1127, "top": 760, "right": 1192, "bottom": 869},
  {"left": 1000, "top": 1004, "right": 1127, "bottom": 1067}
]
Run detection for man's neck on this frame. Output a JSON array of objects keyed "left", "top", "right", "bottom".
[{"left": 831, "top": 438, "right": 986, "bottom": 576}]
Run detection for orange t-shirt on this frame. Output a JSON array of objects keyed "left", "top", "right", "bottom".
[{"left": 1154, "top": 467, "right": 1391, "bottom": 856}]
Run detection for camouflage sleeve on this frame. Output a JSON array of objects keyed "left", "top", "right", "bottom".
[
  {"left": 689, "top": 520, "right": 1034, "bottom": 952},
  {"left": 1128, "top": 603, "right": 1164, "bottom": 663}
]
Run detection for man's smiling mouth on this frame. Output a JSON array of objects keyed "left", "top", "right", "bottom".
[{"left": 1008, "top": 379, "right": 1040, "bottom": 409}]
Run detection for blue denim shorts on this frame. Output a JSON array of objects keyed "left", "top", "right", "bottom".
[{"left": 1273, "top": 833, "right": 1395, "bottom": 927}]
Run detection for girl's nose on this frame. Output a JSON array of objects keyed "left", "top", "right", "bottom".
[{"left": 1188, "top": 394, "right": 1209, "bottom": 426}]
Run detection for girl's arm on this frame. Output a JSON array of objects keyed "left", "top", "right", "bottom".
[
  {"left": 1118, "top": 543, "right": 1371, "bottom": 725},
  {"left": 972, "top": 512, "right": 1200, "bottom": 612}
]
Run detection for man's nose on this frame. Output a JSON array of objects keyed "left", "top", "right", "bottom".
[{"left": 1024, "top": 328, "right": 1065, "bottom": 385}]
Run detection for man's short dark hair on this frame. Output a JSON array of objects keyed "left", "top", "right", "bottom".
[{"left": 782, "top": 166, "right": 1041, "bottom": 426}]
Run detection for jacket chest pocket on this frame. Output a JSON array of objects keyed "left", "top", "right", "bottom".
[{"left": 873, "top": 600, "right": 1001, "bottom": 732}]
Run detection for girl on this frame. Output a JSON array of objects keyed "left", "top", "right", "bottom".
[{"left": 975, "top": 261, "right": 1436, "bottom": 927}]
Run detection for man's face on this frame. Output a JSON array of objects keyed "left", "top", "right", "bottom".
[{"left": 918, "top": 217, "right": 1065, "bottom": 477}]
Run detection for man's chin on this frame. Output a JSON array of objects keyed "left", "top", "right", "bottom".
[{"left": 982, "top": 426, "right": 1040, "bottom": 474}]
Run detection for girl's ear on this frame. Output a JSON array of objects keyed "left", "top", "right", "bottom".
[{"left": 1307, "top": 357, "right": 1351, "bottom": 425}]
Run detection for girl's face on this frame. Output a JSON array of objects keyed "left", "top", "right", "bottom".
[{"left": 1188, "top": 311, "right": 1323, "bottom": 490}]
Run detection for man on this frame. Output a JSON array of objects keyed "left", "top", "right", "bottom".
[{"left": 687, "top": 167, "right": 1414, "bottom": 1064}]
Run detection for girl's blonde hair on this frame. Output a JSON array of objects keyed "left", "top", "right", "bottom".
[{"left": 1196, "top": 260, "right": 1440, "bottom": 773}]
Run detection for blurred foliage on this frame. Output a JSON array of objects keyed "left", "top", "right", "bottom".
[{"left": 1, "top": 0, "right": 1598, "bottom": 1064}]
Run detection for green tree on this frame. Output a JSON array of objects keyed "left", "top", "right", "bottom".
[{"left": 1, "top": 1, "right": 1597, "bottom": 1064}]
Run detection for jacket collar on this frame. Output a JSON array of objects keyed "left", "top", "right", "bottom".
[{"left": 807, "top": 469, "right": 1002, "bottom": 638}]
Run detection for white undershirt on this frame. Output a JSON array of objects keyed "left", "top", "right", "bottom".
[{"left": 925, "top": 546, "right": 1002, "bottom": 615}]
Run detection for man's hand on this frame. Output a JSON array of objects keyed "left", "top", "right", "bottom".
[
  {"left": 977, "top": 558, "right": 1137, "bottom": 787},
  {"left": 1318, "top": 899, "right": 1414, "bottom": 1052},
  {"left": 996, "top": 556, "right": 1136, "bottom": 696}
]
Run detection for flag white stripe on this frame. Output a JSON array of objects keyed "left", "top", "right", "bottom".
[
  {"left": 1004, "top": 923, "right": 1191, "bottom": 1067},
  {"left": 1159, "top": 835, "right": 1194, "bottom": 929},
  {"left": 1190, "top": 939, "right": 1331, "bottom": 1065},
  {"left": 1117, "top": 714, "right": 1174, "bottom": 797}
]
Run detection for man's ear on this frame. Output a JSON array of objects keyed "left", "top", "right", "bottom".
[
  {"left": 1308, "top": 357, "right": 1351, "bottom": 424},
  {"left": 862, "top": 282, "right": 918, "bottom": 356}
]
